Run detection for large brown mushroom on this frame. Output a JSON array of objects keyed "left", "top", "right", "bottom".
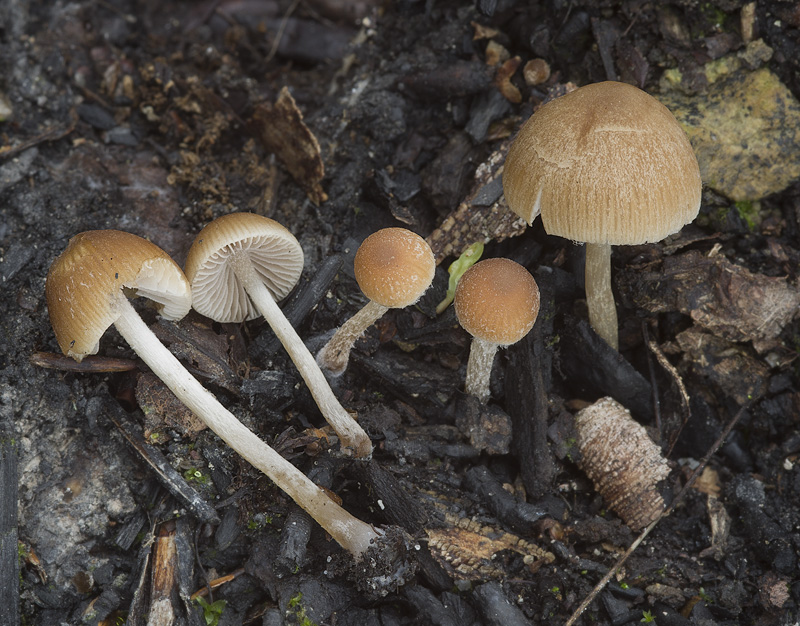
[
  {"left": 502, "top": 81, "right": 701, "bottom": 350},
  {"left": 184, "top": 212, "right": 372, "bottom": 458},
  {"left": 46, "top": 230, "right": 383, "bottom": 559}
]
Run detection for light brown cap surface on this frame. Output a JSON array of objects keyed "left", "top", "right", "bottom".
[
  {"left": 46, "top": 230, "right": 191, "bottom": 361},
  {"left": 354, "top": 228, "right": 435, "bottom": 308},
  {"left": 454, "top": 257, "right": 540, "bottom": 345},
  {"left": 502, "top": 81, "right": 702, "bottom": 245},
  {"left": 185, "top": 212, "right": 304, "bottom": 323}
]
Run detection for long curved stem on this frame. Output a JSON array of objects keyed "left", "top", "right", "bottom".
[
  {"left": 585, "top": 242, "right": 618, "bottom": 351},
  {"left": 464, "top": 336, "right": 500, "bottom": 404},
  {"left": 230, "top": 252, "right": 373, "bottom": 458},
  {"left": 316, "top": 299, "right": 389, "bottom": 376},
  {"left": 114, "top": 296, "right": 380, "bottom": 557}
]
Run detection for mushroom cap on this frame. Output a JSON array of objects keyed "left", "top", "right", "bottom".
[
  {"left": 46, "top": 230, "right": 192, "bottom": 361},
  {"left": 502, "top": 81, "right": 702, "bottom": 245},
  {"left": 354, "top": 227, "right": 436, "bottom": 308},
  {"left": 185, "top": 212, "right": 305, "bottom": 323},
  {"left": 454, "top": 257, "right": 540, "bottom": 346}
]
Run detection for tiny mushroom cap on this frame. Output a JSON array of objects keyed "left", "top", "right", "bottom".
[
  {"left": 502, "top": 81, "right": 701, "bottom": 351},
  {"left": 454, "top": 258, "right": 540, "bottom": 403},
  {"left": 316, "top": 227, "right": 436, "bottom": 377},
  {"left": 354, "top": 227, "right": 437, "bottom": 308},
  {"left": 185, "top": 212, "right": 304, "bottom": 323},
  {"left": 455, "top": 257, "right": 540, "bottom": 346},
  {"left": 502, "top": 80, "right": 702, "bottom": 243},
  {"left": 46, "top": 230, "right": 191, "bottom": 361},
  {"left": 185, "top": 212, "right": 373, "bottom": 458}
]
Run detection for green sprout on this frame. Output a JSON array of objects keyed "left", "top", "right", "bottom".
[
  {"left": 194, "top": 597, "right": 226, "bottom": 626},
  {"left": 641, "top": 610, "right": 655, "bottom": 623},
  {"left": 435, "top": 242, "right": 484, "bottom": 314}
]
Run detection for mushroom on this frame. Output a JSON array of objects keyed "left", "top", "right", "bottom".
[
  {"left": 184, "top": 212, "right": 372, "bottom": 458},
  {"left": 502, "top": 81, "right": 702, "bottom": 350},
  {"left": 316, "top": 227, "right": 436, "bottom": 376},
  {"left": 46, "top": 230, "right": 383, "bottom": 558},
  {"left": 453, "top": 257, "right": 540, "bottom": 403}
]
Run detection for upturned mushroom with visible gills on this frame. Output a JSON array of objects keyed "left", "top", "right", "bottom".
[
  {"left": 316, "top": 227, "right": 436, "bottom": 376},
  {"left": 46, "top": 230, "right": 382, "bottom": 559},
  {"left": 454, "top": 257, "right": 540, "bottom": 403},
  {"left": 502, "top": 81, "right": 701, "bottom": 351},
  {"left": 184, "top": 212, "right": 372, "bottom": 458}
]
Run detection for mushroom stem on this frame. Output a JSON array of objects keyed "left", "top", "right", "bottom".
[
  {"left": 464, "top": 336, "right": 500, "bottom": 403},
  {"left": 229, "top": 250, "right": 373, "bottom": 458},
  {"left": 584, "top": 242, "right": 618, "bottom": 351},
  {"left": 113, "top": 295, "right": 381, "bottom": 557},
  {"left": 316, "top": 299, "right": 389, "bottom": 376}
]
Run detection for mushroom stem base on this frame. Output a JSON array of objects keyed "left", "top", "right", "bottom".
[
  {"left": 465, "top": 336, "right": 500, "bottom": 403},
  {"left": 316, "top": 299, "right": 389, "bottom": 376},
  {"left": 585, "top": 242, "right": 618, "bottom": 351},
  {"left": 230, "top": 251, "right": 373, "bottom": 458},
  {"left": 113, "top": 296, "right": 380, "bottom": 557}
]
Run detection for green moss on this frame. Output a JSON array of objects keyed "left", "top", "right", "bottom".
[
  {"left": 734, "top": 200, "right": 760, "bottom": 230},
  {"left": 287, "top": 592, "right": 318, "bottom": 626}
]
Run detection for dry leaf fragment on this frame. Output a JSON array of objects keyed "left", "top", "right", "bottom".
[
  {"left": 575, "top": 397, "right": 671, "bottom": 530},
  {"left": 624, "top": 250, "right": 800, "bottom": 343},
  {"left": 252, "top": 86, "right": 327, "bottom": 205}
]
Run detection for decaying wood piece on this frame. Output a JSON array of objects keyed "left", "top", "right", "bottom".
[
  {"left": 575, "top": 397, "right": 670, "bottom": 530},
  {"left": 0, "top": 440, "right": 19, "bottom": 626},
  {"left": 425, "top": 141, "right": 527, "bottom": 265},
  {"left": 426, "top": 513, "right": 554, "bottom": 580},
  {"left": 252, "top": 86, "right": 327, "bottom": 205},
  {"left": 148, "top": 521, "right": 179, "bottom": 626},
  {"left": 621, "top": 249, "right": 800, "bottom": 344}
]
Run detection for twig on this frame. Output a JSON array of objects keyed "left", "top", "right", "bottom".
[
  {"left": 265, "top": 0, "right": 301, "bottom": 64},
  {"left": 564, "top": 400, "right": 752, "bottom": 626}
]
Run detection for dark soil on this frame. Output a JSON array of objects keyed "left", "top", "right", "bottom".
[{"left": 2, "top": 1, "right": 800, "bottom": 625}]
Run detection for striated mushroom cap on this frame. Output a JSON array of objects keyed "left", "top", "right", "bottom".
[
  {"left": 354, "top": 228, "right": 436, "bottom": 309},
  {"left": 185, "top": 212, "right": 304, "bottom": 323},
  {"left": 454, "top": 258, "right": 540, "bottom": 346},
  {"left": 46, "top": 230, "right": 191, "bottom": 362},
  {"left": 503, "top": 81, "right": 702, "bottom": 245},
  {"left": 575, "top": 397, "right": 671, "bottom": 530}
]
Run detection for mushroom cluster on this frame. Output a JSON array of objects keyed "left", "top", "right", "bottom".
[
  {"left": 44, "top": 77, "right": 702, "bottom": 577},
  {"left": 45, "top": 230, "right": 385, "bottom": 561}
]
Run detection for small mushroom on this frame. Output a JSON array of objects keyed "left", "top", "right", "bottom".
[
  {"left": 316, "top": 227, "right": 436, "bottom": 376},
  {"left": 46, "top": 230, "right": 382, "bottom": 558},
  {"left": 575, "top": 397, "right": 670, "bottom": 530},
  {"left": 184, "top": 212, "right": 372, "bottom": 458},
  {"left": 502, "top": 81, "right": 702, "bottom": 350},
  {"left": 453, "top": 257, "right": 540, "bottom": 403}
]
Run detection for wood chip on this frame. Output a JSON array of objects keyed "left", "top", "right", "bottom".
[{"left": 252, "top": 86, "right": 327, "bottom": 205}]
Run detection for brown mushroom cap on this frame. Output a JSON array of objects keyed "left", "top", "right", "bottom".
[
  {"left": 354, "top": 227, "right": 436, "bottom": 308},
  {"left": 454, "top": 258, "right": 540, "bottom": 346},
  {"left": 46, "top": 230, "right": 191, "bottom": 361},
  {"left": 185, "top": 212, "right": 304, "bottom": 323},
  {"left": 502, "top": 81, "right": 702, "bottom": 245}
]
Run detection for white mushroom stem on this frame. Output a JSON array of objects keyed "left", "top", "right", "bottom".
[
  {"left": 229, "top": 251, "right": 373, "bottom": 458},
  {"left": 113, "top": 295, "right": 381, "bottom": 558},
  {"left": 585, "top": 243, "right": 619, "bottom": 351},
  {"left": 464, "top": 336, "right": 500, "bottom": 404},
  {"left": 316, "top": 300, "right": 389, "bottom": 376}
]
